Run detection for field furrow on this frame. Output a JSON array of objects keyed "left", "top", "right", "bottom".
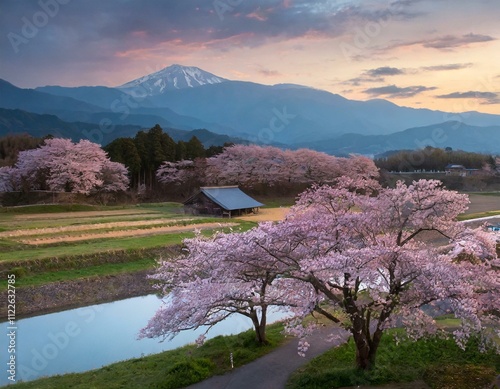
[
  {"left": 19, "top": 222, "right": 237, "bottom": 245},
  {"left": 0, "top": 217, "right": 197, "bottom": 237}
]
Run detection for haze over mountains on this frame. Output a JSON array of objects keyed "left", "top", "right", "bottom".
[{"left": 1, "top": 64, "right": 499, "bottom": 154}]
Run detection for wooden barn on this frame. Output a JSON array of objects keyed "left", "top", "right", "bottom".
[{"left": 183, "top": 186, "right": 264, "bottom": 218}]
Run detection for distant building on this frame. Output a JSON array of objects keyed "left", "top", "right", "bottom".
[
  {"left": 486, "top": 224, "right": 500, "bottom": 232},
  {"left": 183, "top": 186, "right": 264, "bottom": 218},
  {"left": 444, "top": 164, "right": 480, "bottom": 177}
]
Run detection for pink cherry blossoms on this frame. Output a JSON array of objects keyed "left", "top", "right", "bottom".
[
  {"left": 155, "top": 144, "right": 380, "bottom": 188},
  {"left": 0, "top": 138, "right": 129, "bottom": 194},
  {"left": 139, "top": 228, "right": 309, "bottom": 344},
  {"left": 142, "top": 178, "right": 499, "bottom": 370}
]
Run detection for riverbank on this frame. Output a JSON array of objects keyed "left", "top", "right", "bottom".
[
  {"left": 0, "top": 244, "right": 186, "bottom": 320},
  {"left": 11, "top": 269, "right": 154, "bottom": 319}
]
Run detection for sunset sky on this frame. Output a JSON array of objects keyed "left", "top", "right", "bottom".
[{"left": 1, "top": 0, "right": 499, "bottom": 114}]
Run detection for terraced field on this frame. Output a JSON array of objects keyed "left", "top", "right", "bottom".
[
  {"left": 0, "top": 204, "right": 242, "bottom": 259},
  {"left": 0, "top": 203, "right": 259, "bottom": 297}
]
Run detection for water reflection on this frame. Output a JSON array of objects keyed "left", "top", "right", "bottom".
[{"left": 0, "top": 294, "right": 286, "bottom": 386}]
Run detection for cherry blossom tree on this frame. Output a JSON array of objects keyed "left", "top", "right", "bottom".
[
  {"left": 156, "top": 160, "right": 196, "bottom": 185},
  {"left": 139, "top": 228, "right": 308, "bottom": 344},
  {"left": 0, "top": 138, "right": 129, "bottom": 194},
  {"left": 0, "top": 167, "right": 18, "bottom": 192},
  {"left": 203, "top": 144, "right": 281, "bottom": 187},
  {"left": 98, "top": 160, "right": 130, "bottom": 192},
  {"left": 11, "top": 146, "right": 45, "bottom": 191},
  {"left": 156, "top": 159, "right": 207, "bottom": 195},
  {"left": 160, "top": 144, "right": 380, "bottom": 189},
  {"left": 142, "top": 179, "right": 499, "bottom": 370},
  {"left": 44, "top": 138, "right": 107, "bottom": 193},
  {"left": 249, "top": 179, "right": 499, "bottom": 369}
]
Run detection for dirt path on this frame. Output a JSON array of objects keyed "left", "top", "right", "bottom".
[
  {"left": 21, "top": 222, "right": 237, "bottom": 245},
  {"left": 237, "top": 207, "right": 290, "bottom": 222}
]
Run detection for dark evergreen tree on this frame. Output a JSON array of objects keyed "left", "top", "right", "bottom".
[
  {"left": 185, "top": 136, "right": 205, "bottom": 160},
  {"left": 104, "top": 137, "right": 142, "bottom": 188},
  {"left": 175, "top": 140, "right": 187, "bottom": 161},
  {"left": 0, "top": 134, "right": 43, "bottom": 167},
  {"left": 131, "top": 125, "right": 178, "bottom": 189}
]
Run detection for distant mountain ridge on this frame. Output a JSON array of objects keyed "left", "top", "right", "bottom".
[
  {"left": 0, "top": 79, "right": 102, "bottom": 114},
  {"left": 35, "top": 83, "right": 237, "bottom": 135},
  {"left": 0, "top": 108, "right": 244, "bottom": 147},
  {"left": 302, "top": 121, "right": 500, "bottom": 155},
  {"left": 1, "top": 64, "right": 500, "bottom": 154}
]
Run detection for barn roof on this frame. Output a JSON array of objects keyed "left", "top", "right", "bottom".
[{"left": 198, "top": 186, "right": 264, "bottom": 211}]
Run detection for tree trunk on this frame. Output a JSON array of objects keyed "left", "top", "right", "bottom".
[
  {"left": 367, "top": 328, "right": 383, "bottom": 367},
  {"left": 351, "top": 319, "right": 381, "bottom": 370},
  {"left": 353, "top": 330, "right": 372, "bottom": 370},
  {"left": 250, "top": 307, "right": 268, "bottom": 344}
]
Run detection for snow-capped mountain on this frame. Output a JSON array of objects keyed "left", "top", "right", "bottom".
[
  {"left": 5, "top": 62, "right": 500, "bottom": 154},
  {"left": 118, "top": 64, "right": 227, "bottom": 96}
]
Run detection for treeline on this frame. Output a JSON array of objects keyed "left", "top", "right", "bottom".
[
  {"left": 0, "top": 126, "right": 232, "bottom": 191},
  {"left": 0, "top": 134, "right": 46, "bottom": 167},
  {"left": 375, "top": 147, "right": 496, "bottom": 172},
  {"left": 156, "top": 144, "right": 380, "bottom": 198},
  {"left": 104, "top": 125, "right": 232, "bottom": 189}
]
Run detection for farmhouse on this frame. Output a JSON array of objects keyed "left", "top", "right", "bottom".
[
  {"left": 183, "top": 186, "right": 264, "bottom": 218},
  {"left": 444, "top": 164, "right": 480, "bottom": 177}
]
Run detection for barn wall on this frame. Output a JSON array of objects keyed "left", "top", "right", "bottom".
[{"left": 184, "top": 193, "right": 223, "bottom": 215}]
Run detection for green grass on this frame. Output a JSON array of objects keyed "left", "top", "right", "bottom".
[
  {"left": 0, "top": 221, "right": 257, "bottom": 293},
  {"left": 0, "top": 213, "right": 167, "bottom": 230},
  {"left": 286, "top": 330, "right": 500, "bottom": 389},
  {"left": 458, "top": 210, "right": 500, "bottom": 221},
  {"left": 0, "top": 203, "right": 110, "bottom": 214},
  {"left": 466, "top": 192, "right": 500, "bottom": 196},
  {"left": 434, "top": 314, "right": 461, "bottom": 329},
  {"left": 136, "top": 202, "right": 185, "bottom": 212},
  {"left": 257, "top": 197, "right": 296, "bottom": 208},
  {"left": 0, "top": 202, "right": 184, "bottom": 226},
  {"left": 0, "top": 202, "right": 183, "bottom": 216},
  {"left": 0, "top": 258, "right": 157, "bottom": 288},
  {"left": 0, "top": 233, "right": 195, "bottom": 262},
  {"left": 8, "top": 322, "right": 287, "bottom": 389}
]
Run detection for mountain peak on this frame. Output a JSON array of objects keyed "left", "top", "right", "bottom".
[{"left": 117, "top": 64, "right": 227, "bottom": 96}]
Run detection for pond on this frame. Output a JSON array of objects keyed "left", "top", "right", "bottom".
[{"left": 0, "top": 294, "right": 287, "bottom": 386}]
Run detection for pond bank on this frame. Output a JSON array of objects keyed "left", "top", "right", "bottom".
[
  {"left": 2, "top": 269, "right": 155, "bottom": 320},
  {"left": 0, "top": 245, "right": 185, "bottom": 320}
]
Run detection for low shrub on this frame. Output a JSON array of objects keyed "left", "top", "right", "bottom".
[{"left": 423, "top": 364, "right": 497, "bottom": 389}]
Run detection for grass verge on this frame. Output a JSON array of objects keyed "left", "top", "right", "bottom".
[
  {"left": 0, "top": 204, "right": 111, "bottom": 214},
  {"left": 8, "top": 323, "right": 287, "bottom": 389},
  {"left": 286, "top": 330, "right": 500, "bottom": 389},
  {"left": 458, "top": 210, "right": 500, "bottom": 221},
  {"left": 1, "top": 258, "right": 156, "bottom": 288}
]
